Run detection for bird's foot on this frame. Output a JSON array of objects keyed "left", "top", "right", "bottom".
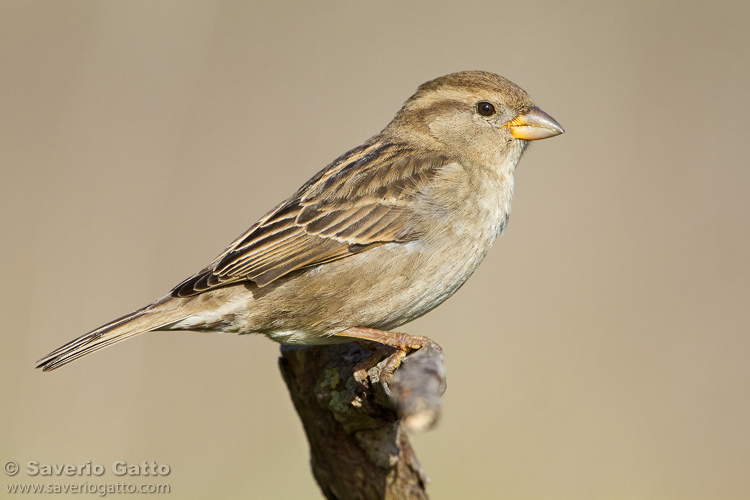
[{"left": 338, "top": 327, "right": 442, "bottom": 385}]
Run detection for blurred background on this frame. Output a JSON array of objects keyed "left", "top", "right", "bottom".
[{"left": 2, "top": 1, "right": 749, "bottom": 499}]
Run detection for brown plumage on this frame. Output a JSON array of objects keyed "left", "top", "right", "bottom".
[
  {"left": 173, "top": 143, "right": 443, "bottom": 293},
  {"left": 37, "top": 71, "right": 563, "bottom": 372}
]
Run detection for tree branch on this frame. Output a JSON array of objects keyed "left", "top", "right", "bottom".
[{"left": 279, "top": 342, "right": 446, "bottom": 500}]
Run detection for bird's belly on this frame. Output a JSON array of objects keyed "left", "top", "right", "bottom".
[
  {"left": 242, "top": 222, "right": 502, "bottom": 343},
  {"left": 200, "top": 166, "right": 512, "bottom": 344}
]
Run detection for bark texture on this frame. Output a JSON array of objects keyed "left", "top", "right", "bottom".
[{"left": 279, "top": 342, "right": 446, "bottom": 500}]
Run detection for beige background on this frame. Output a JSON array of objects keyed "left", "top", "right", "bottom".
[{"left": 2, "top": 1, "right": 749, "bottom": 499}]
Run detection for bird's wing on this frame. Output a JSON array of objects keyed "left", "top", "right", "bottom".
[{"left": 171, "top": 140, "right": 446, "bottom": 297}]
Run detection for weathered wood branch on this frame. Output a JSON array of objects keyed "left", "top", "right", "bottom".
[{"left": 279, "top": 342, "right": 446, "bottom": 500}]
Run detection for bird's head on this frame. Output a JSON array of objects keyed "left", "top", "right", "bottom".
[{"left": 386, "top": 71, "right": 564, "bottom": 167}]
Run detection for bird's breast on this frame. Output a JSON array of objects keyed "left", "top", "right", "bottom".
[
  {"left": 219, "top": 160, "right": 518, "bottom": 339},
  {"left": 365, "top": 161, "right": 515, "bottom": 327}
]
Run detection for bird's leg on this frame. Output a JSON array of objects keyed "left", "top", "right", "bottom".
[
  {"left": 338, "top": 326, "right": 435, "bottom": 350},
  {"left": 337, "top": 327, "right": 441, "bottom": 384}
]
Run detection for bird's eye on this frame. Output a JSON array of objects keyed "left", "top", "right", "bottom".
[{"left": 476, "top": 101, "right": 496, "bottom": 117}]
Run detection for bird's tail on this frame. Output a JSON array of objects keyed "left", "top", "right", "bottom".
[{"left": 36, "top": 295, "right": 189, "bottom": 372}]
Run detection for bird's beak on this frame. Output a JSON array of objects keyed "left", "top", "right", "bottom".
[{"left": 503, "top": 106, "right": 564, "bottom": 140}]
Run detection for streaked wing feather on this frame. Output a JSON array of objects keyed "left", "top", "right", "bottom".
[{"left": 172, "top": 140, "right": 446, "bottom": 297}]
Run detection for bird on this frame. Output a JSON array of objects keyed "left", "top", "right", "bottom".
[{"left": 36, "top": 70, "right": 564, "bottom": 372}]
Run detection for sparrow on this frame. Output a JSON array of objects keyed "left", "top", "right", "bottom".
[{"left": 36, "top": 71, "right": 564, "bottom": 372}]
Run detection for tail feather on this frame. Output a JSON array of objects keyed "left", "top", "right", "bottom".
[{"left": 36, "top": 296, "right": 189, "bottom": 372}]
